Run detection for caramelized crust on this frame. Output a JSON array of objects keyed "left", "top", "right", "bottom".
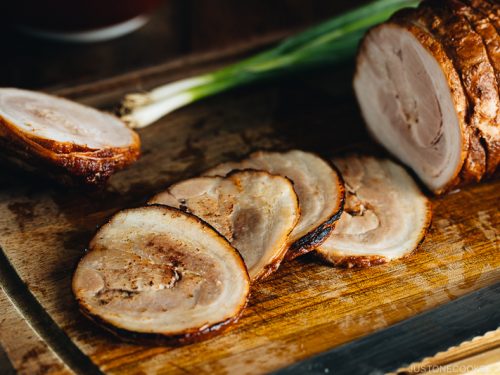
[{"left": 0, "top": 88, "right": 140, "bottom": 186}]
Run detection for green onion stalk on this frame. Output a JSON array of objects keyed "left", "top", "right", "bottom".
[{"left": 122, "top": 0, "right": 419, "bottom": 128}]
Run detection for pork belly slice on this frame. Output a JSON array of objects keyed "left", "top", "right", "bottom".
[
  {"left": 150, "top": 170, "right": 300, "bottom": 281},
  {"left": 317, "top": 155, "right": 432, "bottom": 268},
  {"left": 0, "top": 88, "right": 140, "bottom": 185},
  {"left": 72, "top": 205, "right": 250, "bottom": 345},
  {"left": 205, "top": 150, "right": 345, "bottom": 259}
]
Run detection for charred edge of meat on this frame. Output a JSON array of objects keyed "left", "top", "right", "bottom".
[
  {"left": 24, "top": 136, "right": 100, "bottom": 154},
  {"left": 463, "top": 0, "right": 500, "bottom": 32},
  {"left": 0, "top": 134, "right": 118, "bottom": 186},
  {"left": 26, "top": 134, "right": 141, "bottom": 157},
  {"left": 455, "top": 0, "right": 500, "bottom": 176},
  {"left": 285, "top": 158, "right": 345, "bottom": 260},
  {"left": 0, "top": 116, "right": 140, "bottom": 186},
  {"left": 318, "top": 254, "right": 388, "bottom": 268},
  {"left": 286, "top": 204, "right": 344, "bottom": 260},
  {"left": 253, "top": 260, "right": 283, "bottom": 283},
  {"left": 457, "top": 0, "right": 500, "bottom": 79},
  {"left": 460, "top": 130, "right": 488, "bottom": 184},
  {"left": 448, "top": 0, "right": 500, "bottom": 177},
  {"left": 76, "top": 300, "right": 246, "bottom": 346}
]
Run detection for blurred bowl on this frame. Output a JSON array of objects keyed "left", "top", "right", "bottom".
[{"left": 6, "top": 0, "right": 164, "bottom": 42}]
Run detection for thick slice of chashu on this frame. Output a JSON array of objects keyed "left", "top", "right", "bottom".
[
  {"left": 72, "top": 205, "right": 250, "bottom": 344},
  {"left": 205, "top": 150, "right": 345, "bottom": 259},
  {"left": 0, "top": 88, "right": 140, "bottom": 185},
  {"left": 149, "top": 170, "right": 300, "bottom": 281},
  {"left": 416, "top": 0, "right": 499, "bottom": 178},
  {"left": 316, "top": 155, "right": 432, "bottom": 268},
  {"left": 354, "top": 2, "right": 499, "bottom": 194}
]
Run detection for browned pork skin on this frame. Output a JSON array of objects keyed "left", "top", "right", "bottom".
[
  {"left": 149, "top": 170, "right": 300, "bottom": 281},
  {"left": 465, "top": 1, "right": 500, "bottom": 32},
  {"left": 458, "top": 0, "right": 500, "bottom": 176},
  {"left": 205, "top": 150, "right": 345, "bottom": 259},
  {"left": 72, "top": 205, "right": 250, "bottom": 345},
  {"left": 354, "top": 2, "right": 499, "bottom": 194},
  {"left": 0, "top": 88, "right": 140, "bottom": 185},
  {"left": 458, "top": 1, "right": 500, "bottom": 85},
  {"left": 417, "top": 1, "right": 499, "bottom": 179},
  {"left": 317, "top": 155, "right": 432, "bottom": 268}
]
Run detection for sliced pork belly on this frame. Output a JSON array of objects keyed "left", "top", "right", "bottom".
[
  {"left": 149, "top": 170, "right": 300, "bottom": 281},
  {"left": 73, "top": 205, "right": 250, "bottom": 344},
  {"left": 317, "top": 155, "right": 432, "bottom": 268},
  {"left": 354, "top": 1, "right": 499, "bottom": 194},
  {"left": 0, "top": 88, "right": 140, "bottom": 185},
  {"left": 206, "top": 150, "right": 345, "bottom": 259}
]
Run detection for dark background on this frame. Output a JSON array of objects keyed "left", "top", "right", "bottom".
[{"left": 0, "top": 0, "right": 364, "bottom": 89}]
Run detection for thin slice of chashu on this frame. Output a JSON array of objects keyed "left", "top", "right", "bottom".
[
  {"left": 72, "top": 205, "right": 250, "bottom": 344},
  {"left": 0, "top": 88, "right": 140, "bottom": 185},
  {"left": 149, "top": 170, "right": 300, "bottom": 281},
  {"left": 317, "top": 155, "right": 432, "bottom": 268},
  {"left": 205, "top": 150, "right": 345, "bottom": 259}
]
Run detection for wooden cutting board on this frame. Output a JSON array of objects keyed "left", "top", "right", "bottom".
[{"left": 0, "top": 42, "right": 498, "bottom": 375}]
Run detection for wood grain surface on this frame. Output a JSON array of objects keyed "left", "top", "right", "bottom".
[
  {"left": 0, "top": 288, "right": 70, "bottom": 375},
  {"left": 0, "top": 45, "right": 498, "bottom": 374}
]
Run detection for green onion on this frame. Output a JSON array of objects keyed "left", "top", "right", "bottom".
[{"left": 122, "top": 0, "right": 419, "bottom": 128}]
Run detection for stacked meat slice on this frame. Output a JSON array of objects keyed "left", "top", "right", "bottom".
[
  {"left": 205, "top": 150, "right": 345, "bottom": 259},
  {"left": 72, "top": 150, "right": 344, "bottom": 343},
  {"left": 0, "top": 88, "right": 140, "bottom": 185},
  {"left": 354, "top": 0, "right": 499, "bottom": 194},
  {"left": 149, "top": 170, "right": 300, "bottom": 281}
]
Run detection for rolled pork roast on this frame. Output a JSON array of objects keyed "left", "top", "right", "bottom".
[{"left": 354, "top": 0, "right": 499, "bottom": 194}]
